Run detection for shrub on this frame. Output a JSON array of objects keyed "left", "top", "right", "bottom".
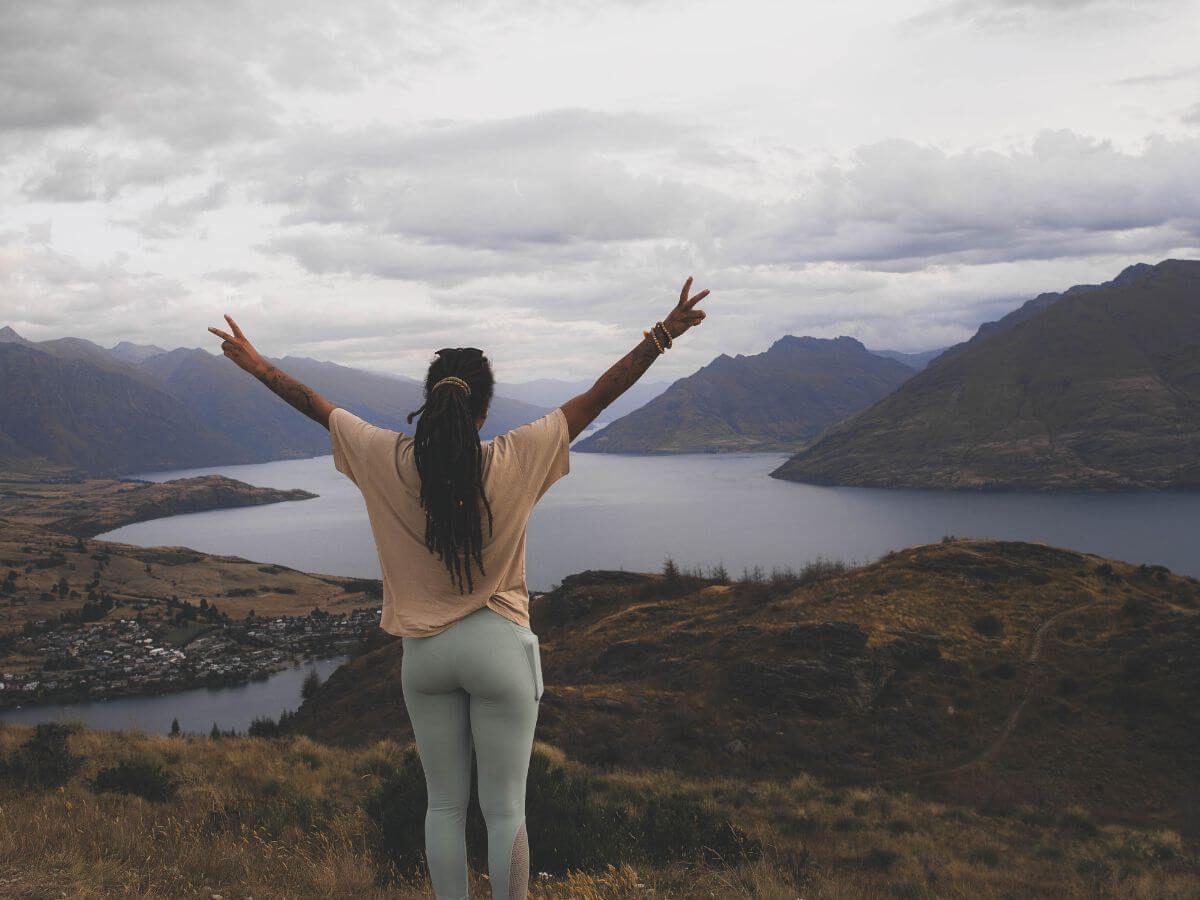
[
  {"left": 983, "top": 661, "right": 1016, "bottom": 680},
  {"left": 1120, "top": 596, "right": 1154, "bottom": 620},
  {"left": 797, "top": 556, "right": 848, "bottom": 586},
  {"left": 637, "top": 791, "right": 761, "bottom": 866},
  {"left": 967, "top": 846, "right": 1000, "bottom": 866},
  {"left": 972, "top": 613, "right": 1003, "bottom": 638},
  {"left": 248, "top": 714, "right": 282, "bottom": 738},
  {"left": 300, "top": 668, "right": 323, "bottom": 700},
  {"left": 90, "top": 756, "right": 178, "bottom": 802},
  {"left": 297, "top": 749, "right": 323, "bottom": 769},
  {"left": 777, "top": 812, "right": 819, "bottom": 835},
  {"left": 364, "top": 746, "right": 760, "bottom": 881},
  {"left": 1059, "top": 807, "right": 1099, "bottom": 838},
  {"left": 0, "top": 721, "right": 84, "bottom": 788},
  {"left": 859, "top": 847, "right": 899, "bottom": 870}
]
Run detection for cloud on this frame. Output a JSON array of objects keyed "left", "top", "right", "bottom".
[
  {"left": 1112, "top": 64, "right": 1200, "bottom": 87},
  {"left": 20, "top": 148, "right": 199, "bottom": 203},
  {"left": 116, "top": 182, "right": 231, "bottom": 239},
  {"left": 719, "top": 130, "right": 1200, "bottom": 270},
  {"left": 0, "top": 230, "right": 192, "bottom": 334},
  {"left": 901, "top": 0, "right": 1173, "bottom": 31},
  {"left": 0, "top": 3, "right": 280, "bottom": 147},
  {"left": 243, "top": 109, "right": 731, "bottom": 281}
]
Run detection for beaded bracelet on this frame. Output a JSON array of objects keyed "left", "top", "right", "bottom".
[
  {"left": 654, "top": 321, "right": 673, "bottom": 349},
  {"left": 643, "top": 326, "right": 664, "bottom": 353}
]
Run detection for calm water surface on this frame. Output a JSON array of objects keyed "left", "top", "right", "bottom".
[
  {"left": 13, "top": 445, "right": 1198, "bottom": 731},
  {"left": 98, "top": 447, "right": 1200, "bottom": 583},
  {"left": 0, "top": 656, "right": 347, "bottom": 735}
]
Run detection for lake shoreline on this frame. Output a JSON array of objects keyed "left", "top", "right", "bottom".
[{"left": 0, "top": 472, "right": 384, "bottom": 710}]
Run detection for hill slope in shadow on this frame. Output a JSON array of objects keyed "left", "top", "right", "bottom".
[{"left": 287, "top": 538, "right": 1200, "bottom": 831}]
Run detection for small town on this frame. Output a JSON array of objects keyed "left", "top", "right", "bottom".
[{"left": 0, "top": 605, "right": 381, "bottom": 707}]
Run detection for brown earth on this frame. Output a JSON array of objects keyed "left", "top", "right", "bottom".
[
  {"left": 286, "top": 538, "right": 1200, "bottom": 838},
  {"left": 0, "top": 473, "right": 375, "bottom": 640}
]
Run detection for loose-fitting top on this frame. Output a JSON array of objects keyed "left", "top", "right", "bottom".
[{"left": 329, "top": 406, "right": 570, "bottom": 637}]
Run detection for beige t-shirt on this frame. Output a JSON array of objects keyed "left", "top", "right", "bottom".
[{"left": 328, "top": 405, "right": 571, "bottom": 637}]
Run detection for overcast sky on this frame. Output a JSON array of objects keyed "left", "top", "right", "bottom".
[{"left": 2, "top": 0, "right": 1199, "bottom": 383}]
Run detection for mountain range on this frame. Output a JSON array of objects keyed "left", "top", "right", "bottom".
[
  {"left": 573, "top": 335, "right": 917, "bottom": 453},
  {"left": 771, "top": 259, "right": 1200, "bottom": 490},
  {"left": 0, "top": 329, "right": 551, "bottom": 477}
]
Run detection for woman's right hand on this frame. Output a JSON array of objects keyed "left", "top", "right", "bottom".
[{"left": 661, "top": 276, "right": 710, "bottom": 339}]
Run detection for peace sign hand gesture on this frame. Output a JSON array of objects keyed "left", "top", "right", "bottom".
[
  {"left": 207, "top": 314, "right": 268, "bottom": 376},
  {"left": 661, "top": 276, "right": 710, "bottom": 340}
]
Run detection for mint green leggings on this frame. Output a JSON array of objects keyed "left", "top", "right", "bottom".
[{"left": 401, "top": 605, "right": 543, "bottom": 900}]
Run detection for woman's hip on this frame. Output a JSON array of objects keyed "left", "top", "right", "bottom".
[{"left": 402, "top": 606, "right": 542, "bottom": 703}]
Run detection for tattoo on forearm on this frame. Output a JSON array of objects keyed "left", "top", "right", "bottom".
[
  {"left": 255, "top": 365, "right": 322, "bottom": 424},
  {"left": 591, "top": 335, "right": 661, "bottom": 411}
]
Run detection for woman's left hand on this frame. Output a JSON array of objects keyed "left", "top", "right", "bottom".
[{"left": 207, "top": 314, "right": 268, "bottom": 375}]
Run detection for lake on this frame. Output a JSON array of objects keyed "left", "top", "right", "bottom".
[
  {"left": 97, "top": 445, "right": 1200, "bottom": 584},
  {"left": 10, "top": 444, "right": 1198, "bottom": 733},
  {"left": 0, "top": 655, "right": 347, "bottom": 736}
]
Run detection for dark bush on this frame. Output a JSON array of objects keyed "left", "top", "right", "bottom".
[
  {"left": 364, "top": 746, "right": 760, "bottom": 881},
  {"left": 1059, "top": 809, "right": 1099, "bottom": 838},
  {"left": 248, "top": 714, "right": 282, "bottom": 738},
  {"left": 90, "top": 756, "right": 178, "bottom": 802},
  {"left": 638, "top": 791, "right": 761, "bottom": 866},
  {"left": 1120, "top": 596, "right": 1154, "bottom": 620},
  {"left": 972, "top": 613, "right": 1004, "bottom": 638},
  {"left": 859, "top": 847, "right": 899, "bottom": 870},
  {"left": 0, "top": 721, "right": 84, "bottom": 788},
  {"left": 984, "top": 661, "right": 1017, "bottom": 680},
  {"left": 967, "top": 846, "right": 1001, "bottom": 866}
]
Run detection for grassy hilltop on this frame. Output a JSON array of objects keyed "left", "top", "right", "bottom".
[{"left": 2, "top": 472, "right": 1197, "bottom": 895}]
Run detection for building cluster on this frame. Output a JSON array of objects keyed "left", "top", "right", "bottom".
[{"left": 0, "top": 606, "right": 380, "bottom": 707}]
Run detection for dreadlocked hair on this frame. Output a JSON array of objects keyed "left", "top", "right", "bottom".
[{"left": 405, "top": 348, "right": 496, "bottom": 594}]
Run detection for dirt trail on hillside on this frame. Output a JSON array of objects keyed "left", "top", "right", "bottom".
[{"left": 864, "top": 600, "right": 1102, "bottom": 788}]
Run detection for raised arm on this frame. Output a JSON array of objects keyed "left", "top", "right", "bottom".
[
  {"left": 207, "top": 314, "right": 336, "bottom": 429},
  {"left": 559, "top": 276, "right": 710, "bottom": 442}
]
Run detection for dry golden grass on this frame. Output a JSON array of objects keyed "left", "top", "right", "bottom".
[{"left": 0, "top": 723, "right": 1195, "bottom": 899}]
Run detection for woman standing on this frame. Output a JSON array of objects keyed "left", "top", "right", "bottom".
[{"left": 208, "top": 276, "right": 709, "bottom": 899}]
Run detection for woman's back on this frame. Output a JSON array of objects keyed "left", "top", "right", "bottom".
[{"left": 329, "top": 405, "right": 571, "bottom": 638}]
